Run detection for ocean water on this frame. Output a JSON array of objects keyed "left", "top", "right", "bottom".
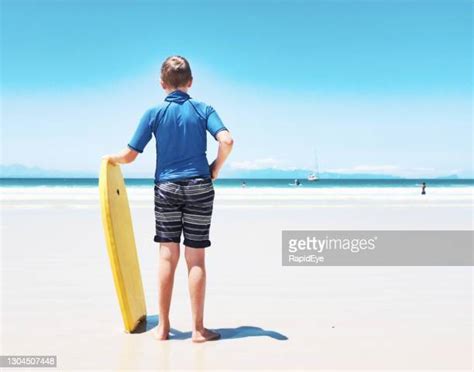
[
  {"left": 1, "top": 178, "right": 472, "bottom": 208},
  {"left": 0, "top": 178, "right": 472, "bottom": 189}
]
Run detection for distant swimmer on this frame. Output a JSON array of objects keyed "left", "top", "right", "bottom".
[
  {"left": 421, "top": 182, "right": 426, "bottom": 195},
  {"left": 241, "top": 181, "right": 247, "bottom": 188},
  {"left": 294, "top": 179, "right": 301, "bottom": 187}
]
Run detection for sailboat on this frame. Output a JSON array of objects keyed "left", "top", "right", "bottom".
[{"left": 307, "top": 150, "right": 320, "bottom": 182}]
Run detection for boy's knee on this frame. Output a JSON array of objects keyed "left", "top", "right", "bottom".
[
  {"left": 184, "top": 248, "right": 205, "bottom": 267},
  {"left": 160, "top": 243, "right": 180, "bottom": 264}
]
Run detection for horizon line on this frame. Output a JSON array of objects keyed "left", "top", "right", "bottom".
[{"left": 1, "top": 176, "right": 472, "bottom": 180}]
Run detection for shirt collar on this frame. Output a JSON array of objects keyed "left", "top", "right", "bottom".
[{"left": 164, "top": 90, "right": 191, "bottom": 103}]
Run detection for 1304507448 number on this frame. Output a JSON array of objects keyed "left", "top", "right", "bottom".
[{"left": 0, "top": 355, "right": 57, "bottom": 368}]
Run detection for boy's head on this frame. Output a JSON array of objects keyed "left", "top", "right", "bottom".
[{"left": 160, "top": 56, "right": 193, "bottom": 91}]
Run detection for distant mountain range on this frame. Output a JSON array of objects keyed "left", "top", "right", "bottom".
[
  {"left": 0, "top": 163, "right": 463, "bottom": 180},
  {"left": 219, "top": 168, "right": 407, "bottom": 179},
  {"left": 0, "top": 164, "right": 97, "bottom": 178}
]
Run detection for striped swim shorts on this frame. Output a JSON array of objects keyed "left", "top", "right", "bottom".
[{"left": 153, "top": 177, "right": 215, "bottom": 248}]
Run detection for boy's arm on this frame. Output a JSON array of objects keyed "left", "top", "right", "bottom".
[
  {"left": 102, "top": 148, "right": 139, "bottom": 166},
  {"left": 209, "top": 130, "right": 234, "bottom": 180},
  {"left": 102, "top": 108, "right": 154, "bottom": 166}
]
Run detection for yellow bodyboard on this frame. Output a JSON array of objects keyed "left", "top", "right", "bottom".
[{"left": 99, "top": 160, "right": 146, "bottom": 332}]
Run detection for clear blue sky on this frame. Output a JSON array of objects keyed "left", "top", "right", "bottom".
[{"left": 1, "top": 0, "right": 472, "bottom": 177}]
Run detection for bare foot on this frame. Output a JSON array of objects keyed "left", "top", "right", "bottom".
[
  {"left": 192, "top": 328, "right": 221, "bottom": 343},
  {"left": 153, "top": 322, "right": 170, "bottom": 341}
]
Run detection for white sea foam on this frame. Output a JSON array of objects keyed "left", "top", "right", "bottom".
[{"left": 1, "top": 186, "right": 473, "bottom": 209}]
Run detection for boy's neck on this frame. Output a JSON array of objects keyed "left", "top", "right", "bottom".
[{"left": 166, "top": 87, "right": 189, "bottom": 94}]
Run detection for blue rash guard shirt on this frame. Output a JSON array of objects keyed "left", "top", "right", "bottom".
[{"left": 127, "top": 90, "right": 228, "bottom": 183}]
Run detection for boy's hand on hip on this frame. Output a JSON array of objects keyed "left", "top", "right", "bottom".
[{"left": 209, "top": 162, "right": 219, "bottom": 180}]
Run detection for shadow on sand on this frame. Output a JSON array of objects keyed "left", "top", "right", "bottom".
[{"left": 133, "top": 315, "right": 288, "bottom": 341}]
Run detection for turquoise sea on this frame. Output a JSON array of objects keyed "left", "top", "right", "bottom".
[{"left": 0, "top": 178, "right": 472, "bottom": 189}]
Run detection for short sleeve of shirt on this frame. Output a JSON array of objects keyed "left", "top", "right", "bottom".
[
  {"left": 206, "top": 106, "right": 227, "bottom": 140},
  {"left": 128, "top": 109, "right": 154, "bottom": 153}
]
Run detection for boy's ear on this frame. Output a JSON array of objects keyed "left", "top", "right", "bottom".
[
  {"left": 160, "top": 79, "right": 167, "bottom": 90},
  {"left": 187, "top": 77, "right": 193, "bottom": 88}
]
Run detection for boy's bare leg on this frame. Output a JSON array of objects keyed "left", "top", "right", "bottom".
[
  {"left": 185, "top": 246, "right": 220, "bottom": 342},
  {"left": 155, "top": 242, "right": 180, "bottom": 340}
]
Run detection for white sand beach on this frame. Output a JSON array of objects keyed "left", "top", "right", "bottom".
[{"left": 1, "top": 185, "right": 473, "bottom": 371}]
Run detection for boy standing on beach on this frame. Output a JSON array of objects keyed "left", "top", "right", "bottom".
[{"left": 103, "top": 56, "right": 234, "bottom": 342}]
